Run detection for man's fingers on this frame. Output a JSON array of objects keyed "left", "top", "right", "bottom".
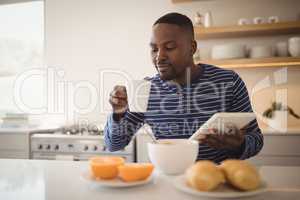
[
  {"left": 110, "top": 92, "right": 127, "bottom": 99},
  {"left": 203, "top": 136, "right": 222, "bottom": 149},
  {"left": 110, "top": 96, "right": 127, "bottom": 106},
  {"left": 114, "top": 106, "right": 128, "bottom": 114},
  {"left": 113, "top": 85, "right": 126, "bottom": 91},
  {"left": 109, "top": 99, "right": 128, "bottom": 113},
  {"left": 111, "top": 85, "right": 127, "bottom": 98}
]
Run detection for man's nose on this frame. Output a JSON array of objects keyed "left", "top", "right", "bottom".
[{"left": 156, "top": 49, "right": 167, "bottom": 62}]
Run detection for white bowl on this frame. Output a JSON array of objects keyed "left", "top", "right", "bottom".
[
  {"left": 276, "top": 42, "right": 288, "bottom": 57},
  {"left": 147, "top": 139, "right": 198, "bottom": 175},
  {"left": 288, "top": 37, "right": 300, "bottom": 57},
  {"left": 211, "top": 44, "right": 246, "bottom": 60},
  {"left": 249, "top": 45, "right": 274, "bottom": 58}
]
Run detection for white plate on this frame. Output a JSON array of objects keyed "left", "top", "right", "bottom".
[
  {"left": 80, "top": 170, "right": 154, "bottom": 188},
  {"left": 173, "top": 175, "right": 268, "bottom": 199}
]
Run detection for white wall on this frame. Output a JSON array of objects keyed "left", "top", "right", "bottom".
[{"left": 45, "top": 0, "right": 300, "bottom": 126}]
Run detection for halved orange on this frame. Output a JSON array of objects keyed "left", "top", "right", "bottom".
[
  {"left": 118, "top": 163, "right": 154, "bottom": 182},
  {"left": 89, "top": 156, "right": 125, "bottom": 179}
]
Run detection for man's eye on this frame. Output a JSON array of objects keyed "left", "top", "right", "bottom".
[
  {"left": 166, "top": 46, "right": 176, "bottom": 51},
  {"left": 151, "top": 48, "right": 158, "bottom": 53}
]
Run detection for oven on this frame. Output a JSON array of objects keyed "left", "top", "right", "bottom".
[{"left": 30, "top": 125, "right": 135, "bottom": 162}]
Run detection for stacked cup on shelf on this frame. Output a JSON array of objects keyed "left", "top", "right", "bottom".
[{"left": 288, "top": 37, "right": 300, "bottom": 57}]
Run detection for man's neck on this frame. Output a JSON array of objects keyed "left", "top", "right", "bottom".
[{"left": 173, "top": 63, "right": 201, "bottom": 86}]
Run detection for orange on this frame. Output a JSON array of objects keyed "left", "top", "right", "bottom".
[
  {"left": 118, "top": 163, "right": 154, "bottom": 182},
  {"left": 89, "top": 156, "right": 125, "bottom": 179}
]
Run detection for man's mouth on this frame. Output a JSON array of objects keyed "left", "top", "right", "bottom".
[{"left": 157, "top": 64, "right": 170, "bottom": 72}]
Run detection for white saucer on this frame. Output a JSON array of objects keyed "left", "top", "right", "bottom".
[
  {"left": 173, "top": 175, "right": 268, "bottom": 198},
  {"left": 80, "top": 170, "right": 154, "bottom": 188}
]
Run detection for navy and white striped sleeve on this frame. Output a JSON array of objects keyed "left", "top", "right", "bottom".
[
  {"left": 230, "top": 71, "right": 264, "bottom": 159},
  {"left": 104, "top": 111, "right": 144, "bottom": 151}
]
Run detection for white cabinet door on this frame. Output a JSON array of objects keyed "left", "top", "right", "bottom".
[
  {"left": 136, "top": 133, "right": 152, "bottom": 163},
  {"left": 249, "top": 134, "right": 300, "bottom": 166},
  {"left": 0, "top": 132, "right": 30, "bottom": 159},
  {"left": 249, "top": 155, "right": 300, "bottom": 166}
]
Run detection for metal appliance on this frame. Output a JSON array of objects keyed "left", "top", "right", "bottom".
[{"left": 30, "top": 124, "right": 135, "bottom": 162}]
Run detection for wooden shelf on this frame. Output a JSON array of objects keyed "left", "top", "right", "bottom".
[
  {"left": 171, "top": 0, "right": 196, "bottom": 3},
  {"left": 198, "top": 57, "right": 300, "bottom": 69},
  {"left": 172, "top": 0, "right": 210, "bottom": 3},
  {"left": 195, "top": 21, "right": 300, "bottom": 40}
]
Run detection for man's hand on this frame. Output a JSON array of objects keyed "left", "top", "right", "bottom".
[
  {"left": 109, "top": 85, "right": 128, "bottom": 121},
  {"left": 198, "top": 125, "right": 245, "bottom": 151}
]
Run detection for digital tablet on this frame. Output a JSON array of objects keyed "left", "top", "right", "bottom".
[{"left": 189, "top": 112, "right": 256, "bottom": 141}]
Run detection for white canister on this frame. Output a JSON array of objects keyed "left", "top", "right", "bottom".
[
  {"left": 276, "top": 42, "right": 288, "bottom": 57},
  {"left": 194, "top": 12, "right": 203, "bottom": 26},
  {"left": 288, "top": 37, "right": 300, "bottom": 57},
  {"left": 238, "top": 18, "right": 249, "bottom": 25},
  {"left": 253, "top": 17, "right": 264, "bottom": 24},
  {"left": 268, "top": 16, "right": 279, "bottom": 23},
  {"left": 204, "top": 11, "right": 213, "bottom": 27}
]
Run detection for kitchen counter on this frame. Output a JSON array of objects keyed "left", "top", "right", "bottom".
[
  {"left": 0, "top": 159, "right": 300, "bottom": 200},
  {"left": 261, "top": 126, "right": 300, "bottom": 135},
  {"left": 0, "top": 124, "right": 61, "bottom": 159},
  {"left": 0, "top": 124, "right": 61, "bottom": 134}
]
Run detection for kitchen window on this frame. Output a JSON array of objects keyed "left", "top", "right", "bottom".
[{"left": 0, "top": 0, "right": 44, "bottom": 115}]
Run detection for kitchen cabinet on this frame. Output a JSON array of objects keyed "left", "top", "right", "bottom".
[
  {"left": 249, "top": 133, "right": 300, "bottom": 166},
  {"left": 136, "top": 132, "right": 152, "bottom": 163},
  {"left": 0, "top": 130, "right": 30, "bottom": 159},
  {"left": 136, "top": 129, "right": 300, "bottom": 166}
]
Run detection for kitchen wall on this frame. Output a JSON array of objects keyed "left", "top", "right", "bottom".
[{"left": 44, "top": 0, "right": 300, "bottom": 127}]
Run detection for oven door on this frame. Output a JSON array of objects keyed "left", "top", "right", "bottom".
[{"left": 31, "top": 152, "right": 135, "bottom": 162}]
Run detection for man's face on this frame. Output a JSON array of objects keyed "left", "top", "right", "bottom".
[{"left": 150, "top": 23, "right": 194, "bottom": 81}]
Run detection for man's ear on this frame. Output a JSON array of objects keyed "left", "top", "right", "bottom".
[{"left": 191, "top": 40, "right": 197, "bottom": 55}]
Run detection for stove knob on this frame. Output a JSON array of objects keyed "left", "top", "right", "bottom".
[
  {"left": 84, "top": 145, "right": 89, "bottom": 151},
  {"left": 55, "top": 145, "right": 59, "bottom": 150},
  {"left": 38, "top": 144, "right": 43, "bottom": 150},
  {"left": 102, "top": 146, "right": 106, "bottom": 151},
  {"left": 46, "top": 144, "right": 51, "bottom": 150},
  {"left": 93, "top": 146, "right": 98, "bottom": 151}
]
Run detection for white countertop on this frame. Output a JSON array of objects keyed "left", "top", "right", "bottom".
[
  {"left": 261, "top": 126, "right": 300, "bottom": 135},
  {"left": 0, "top": 159, "right": 300, "bottom": 200},
  {"left": 0, "top": 124, "right": 61, "bottom": 134}
]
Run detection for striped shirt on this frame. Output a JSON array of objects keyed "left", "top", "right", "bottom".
[{"left": 104, "top": 64, "right": 264, "bottom": 163}]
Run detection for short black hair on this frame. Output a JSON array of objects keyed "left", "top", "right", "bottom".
[{"left": 153, "top": 12, "right": 194, "bottom": 38}]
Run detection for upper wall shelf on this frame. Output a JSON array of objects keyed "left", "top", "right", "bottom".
[
  {"left": 172, "top": 0, "right": 202, "bottom": 3},
  {"left": 194, "top": 21, "right": 300, "bottom": 40},
  {"left": 198, "top": 57, "right": 300, "bottom": 69}
]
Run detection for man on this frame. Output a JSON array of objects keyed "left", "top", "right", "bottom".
[{"left": 104, "top": 12, "right": 263, "bottom": 163}]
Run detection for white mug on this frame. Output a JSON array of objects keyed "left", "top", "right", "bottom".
[
  {"left": 276, "top": 42, "right": 288, "bottom": 57},
  {"left": 268, "top": 16, "right": 279, "bottom": 23},
  {"left": 253, "top": 17, "right": 264, "bottom": 24},
  {"left": 127, "top": 80, "right": 151, "bottom": 113}
]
